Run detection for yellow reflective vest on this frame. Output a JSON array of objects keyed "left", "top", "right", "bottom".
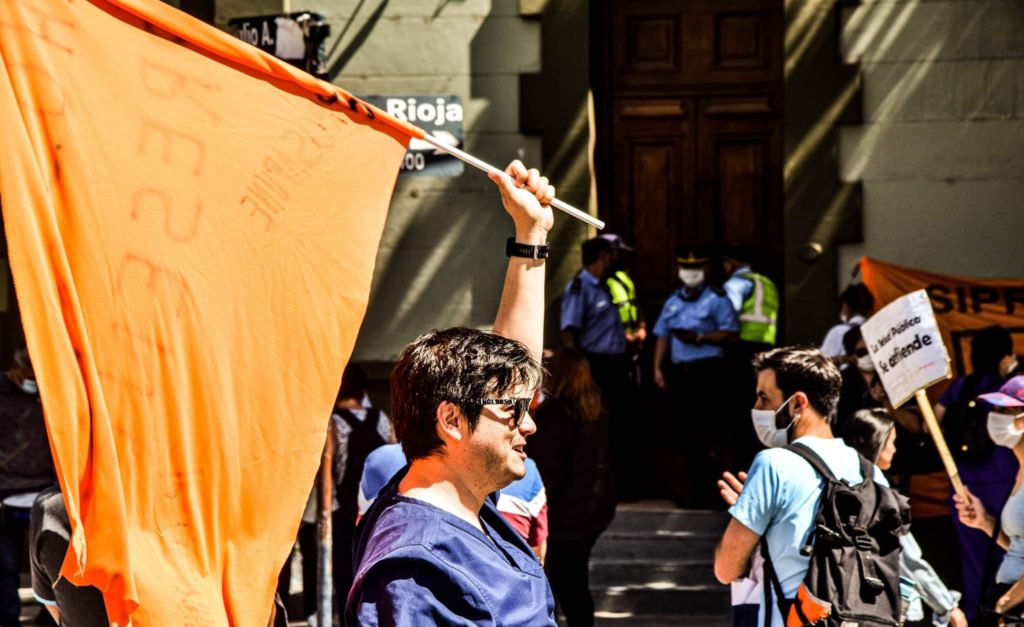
[
  {"left": 606, "top": 271, "right": 639, "bottom": 332},
  {"left": 737, "top": 270, "right": 779, "bottom": 345}
]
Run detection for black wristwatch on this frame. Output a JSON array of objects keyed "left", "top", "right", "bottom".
[{"left": 506, "top": 237, "right": 549, "bottom": 259}]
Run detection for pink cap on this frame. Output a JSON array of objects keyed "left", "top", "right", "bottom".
[{"left": 978, "top": 375, "right": 1024, "bottom": 407}]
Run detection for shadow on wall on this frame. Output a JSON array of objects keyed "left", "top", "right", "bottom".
[{"left": 783, "top": 0, "right": 946, "bottom": 343}]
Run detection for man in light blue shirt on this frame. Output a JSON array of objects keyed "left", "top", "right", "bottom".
[{"left": 714, "top": 347, "right": 888, "bottom": 627}]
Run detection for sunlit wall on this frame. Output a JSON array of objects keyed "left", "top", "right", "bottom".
[{"left": 837, "top": 0, "right": 1024, "bottom": 281}]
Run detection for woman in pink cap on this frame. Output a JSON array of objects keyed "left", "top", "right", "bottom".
[{"left": 954, "top": 375, "right": 1024, "bottom": 626}]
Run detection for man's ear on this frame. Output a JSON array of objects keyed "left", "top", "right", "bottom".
[
  {"left": 435, "top": 401, "right": 464, "bottom": 443},
  {"left": 792, "top": 391, "right": 809, "bottom": 416}
]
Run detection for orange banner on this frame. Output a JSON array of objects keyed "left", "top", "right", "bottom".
[
  {"left": 0, "top": 0, "right": 414, "bottom": 624},
  {"left": 861, "top": 257, "right": 1024, "bottom": 377}
]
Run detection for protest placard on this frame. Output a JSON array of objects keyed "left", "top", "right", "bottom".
[
  {"left": 861, "top": 290, "right": 964, "bottom": 498},
  {"left": 861, "top": 290, "right": 952, "bottom": 407}
]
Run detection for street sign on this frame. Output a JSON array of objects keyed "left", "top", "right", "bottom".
[
  {"left": 364, "top": 95, "right": 465, "bottom": 176},
  {"left": 227, "top": 13, "right": 330, "bottom": 78}
]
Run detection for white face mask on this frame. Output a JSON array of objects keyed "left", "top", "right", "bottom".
[
  {"left": 857, "top": 354, "right": 875, "bottom": 373},
  {"left": 750, "top": 394, "right": 798, "bottom": 448},
  {"left": 840, "top": 313, "right": 850, "bottom": 324},
  {"left": 987, "top": 411, "right": 1024, "bottom": 449},
  {"left": 678, "top": 269, "right": 704, "bottom": 288},
  {"left": 1003, "top": 357, "right": 1019, "bottom": 378},
  {"left": 18, "top": 379, "right": 38, "bottom": 395}
]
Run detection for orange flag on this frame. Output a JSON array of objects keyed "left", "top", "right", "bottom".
[
  {"left": 0, "top": 1, "right": 420, "bottom": 624},
  {"left": 861, "top": 257, "right": 1024, "bottom": 376}
]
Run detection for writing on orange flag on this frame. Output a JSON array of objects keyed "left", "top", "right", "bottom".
[
  {"left": 861, "top": 257, "right": 1024, "bottom": 378},
  {"left": 0, "top": 0, "right": 417, "bottom": 624}
]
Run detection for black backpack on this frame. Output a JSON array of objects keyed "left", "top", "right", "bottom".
[
  {"left": 942, "top": 375, "right": 996, "bottom": 463},
  {"left": 761, "top": 443, "right": 909, "bottom": 627},
  {"left": 335, "top": 408, "right": 387, "bottom": 522}
]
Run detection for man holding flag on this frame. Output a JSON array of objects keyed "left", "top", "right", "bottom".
[{"left": 346, "top": 161, "right": 557, "bottom": 626}]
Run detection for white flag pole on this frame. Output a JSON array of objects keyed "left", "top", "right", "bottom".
[{"left": 419, "top": 133, "right": 606, "bottom": 230}]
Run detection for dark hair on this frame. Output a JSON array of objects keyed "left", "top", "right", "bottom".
[
  {"left": 753, "top": 347, "right": 842, "bottom": 421},
  {"left": 842, "top": 325, "right": 863, "bottom": 356},
  {"left": 546, "top": 347, "right": 602, "bottom": 423},
  {"left": 970, "top": 325, "right": 1013, "bottom": 375},
  {"left": 581, "top": 237, "right": 613, "bottom": 265},
  {"left": 391, "top": 327, "right": 542, "bottom": 460},
  {"left": 839, "top": 284, "right": 874, "bottom": 315},
  {"left": 841, "top": 408, "right": 894, "bottom": 463},
  {"left": 338, "top": 362, "right": 368, "bottom": 402}
]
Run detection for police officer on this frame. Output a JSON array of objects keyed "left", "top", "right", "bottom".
[
  {"left": 721, "top": 246, "right": 779, "bottom": 355},
  {"left": 561, "top": 236, "right": 637, "bottom": 498},
  {"left": 600, "top": 234, "right": 646, "bottom": 378},
  {"left": 653, "top": 248, "right": 739, "bottom": 507},
  {"left": 720, "top": 246, "right": 780, "bottom": 470}
]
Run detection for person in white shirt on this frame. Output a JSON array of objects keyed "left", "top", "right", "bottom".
[{"left": 819, "top": 284, "right": 874, "bottom": 365}]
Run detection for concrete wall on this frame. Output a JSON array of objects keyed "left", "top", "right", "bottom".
[
  {"left": 214, "top": 0, "right": 594, "bottom": 364},
  {"left": 836, "top": 0, "right": 1024, "bottom": 280}
]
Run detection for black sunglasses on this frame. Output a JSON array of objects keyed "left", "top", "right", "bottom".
[{"left": 474, "top": 398, "right": 532, "bottom": 427}]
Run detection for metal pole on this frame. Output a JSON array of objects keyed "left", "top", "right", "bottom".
[
  {"left": 418, "top": 133, "right": 606, "bottom": 230},
  {"left": 316, "top": 423, "right": 335, "bottom": 625}
]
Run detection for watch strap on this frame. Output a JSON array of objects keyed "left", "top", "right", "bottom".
[{"left": 506, "top": 237, "right": 549, "bottom": 259}]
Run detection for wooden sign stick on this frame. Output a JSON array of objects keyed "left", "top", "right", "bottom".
[{"left": 914, "top": 389, "right": 968, "bottom": 501}]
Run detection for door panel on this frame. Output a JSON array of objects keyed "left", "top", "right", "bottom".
[
  {"left": 611, "top": 0, "right": 781, "bottom": 92},
  {"left": 697, "top": 95, "right": 783, "bottom": 279},
  {"left": 611, "top": 98, "right": 696, "bottom": 312}
]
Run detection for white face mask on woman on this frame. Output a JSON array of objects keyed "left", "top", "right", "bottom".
[
  {"left": 750, "top": 394, "right": 798, "bottom": 448},
  {"left": 987, "top": 411, "right": 1024, "bottom": 449}
]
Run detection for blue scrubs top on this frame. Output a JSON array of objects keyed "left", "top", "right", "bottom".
[
  {"left": 347, "top": 466, "right": 557, "bottom": 626},
  {"left": 653, "top": 285, "right": 739, "bottom": 363},
  {"left": 560, "top": 270, "right": 627, "bottom": 355}
]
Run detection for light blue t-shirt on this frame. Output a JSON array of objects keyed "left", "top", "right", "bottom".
[
  {"left": 728, "top": 436, "right": 887, "bottom": 627},
  {"left": 998, "top": 486, "right": 1024, "bottom": 585}
]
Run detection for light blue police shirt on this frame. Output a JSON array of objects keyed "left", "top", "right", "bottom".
[
  {"left": 724, "top": 267, "right": 755, "bottom": 312},
  {"left": 652, "top": 286, "right": 739, "bottom": 363},
  {"left": 560, "top": 269, "right": 626, "bottom": 355},
  {"left": 729, "top": 436, "right": 888, "bottom": 627}
]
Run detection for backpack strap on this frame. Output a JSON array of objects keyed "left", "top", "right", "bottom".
[
  {"left": 760, "top": 540, "right": 790, "bottom": 627},
  {"left": 364, "top": 407, "right": 381, "bottom": 431},
  {"left": 335, "top": 408, "right": 360, "bottom": 430},
  {"left": 785, "top": 442, "right": 839, "bottom": 483}
]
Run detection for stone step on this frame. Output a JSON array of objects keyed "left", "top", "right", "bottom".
[
  {"left": 595, "top": 612, "right": 730, "bottom": 627},
  {"left": 592, "top": 530, "right": 720, "bottom": 561},
  {"left": 590, "top": 559, "right": 715, "bottom": 588},
  {"left": 606, "top": 506, "right": 729, "bottom": 536},
  {"left": 592, "top": 583, "right": 730, "bottom": 617}
]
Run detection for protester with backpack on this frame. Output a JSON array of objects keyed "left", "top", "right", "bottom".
[
  {"left": 715, "top": 347, "right": 907, "bottom": 627},
  {"left": 935, "top": 326, "right": 1020, "bottom": 620},
  {"left": 722, "top": 408, "right": 968, "bottom": 626},
  {"left": 330, "top": 363, "right": 393, "bottom": 617}
]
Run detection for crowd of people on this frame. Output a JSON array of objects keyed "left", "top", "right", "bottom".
[{"left": 0, "top": 160, "right": 1022, "bottom": 627}]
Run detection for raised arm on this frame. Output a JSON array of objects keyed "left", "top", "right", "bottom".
[{"left": 490, "top": 161, "right": 555, "bottom": 362}]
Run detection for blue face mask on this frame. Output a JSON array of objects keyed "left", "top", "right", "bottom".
[{"left": 18, "top": 378, "right": 38, "bottom": 395}]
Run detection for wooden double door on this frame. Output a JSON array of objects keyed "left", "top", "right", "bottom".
[{"left": 596, "top": 0, "right": 784, "bottom": 321}]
